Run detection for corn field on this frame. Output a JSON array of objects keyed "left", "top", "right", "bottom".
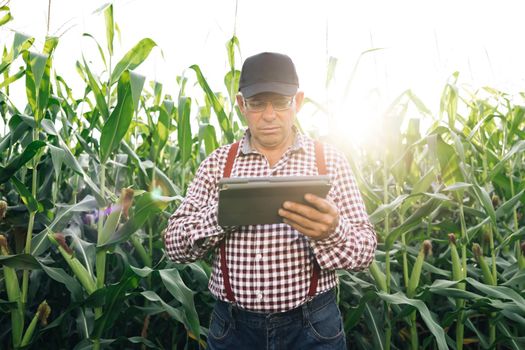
[{"left": 0, "top": 4, "right": 524, "bottom": 350}]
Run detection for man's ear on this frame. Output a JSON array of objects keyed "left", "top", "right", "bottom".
[
  {"left": 236, "top": 94, "right": 245, "bottom": 114},
  {"left": 294, "top": 91, "right": 305, "bottom": 113}
]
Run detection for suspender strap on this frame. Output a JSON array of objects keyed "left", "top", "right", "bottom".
[
  {"left": 219, "top": 142, "right": 239, "bottom": 302},
  {"left": 220, "top": 242, "right": 236, "bottom": 302},
  {"left": 219, "top": 140, "right": 326, "bottom": 302},
  {"left": 308, "top": 141, "right": 325, "bottom": 297},
  {"left": 315, "top": 140, "right": 327, "bottom": 175},
  {"left": 223, "top": 141, "right": 239, "bottom": 178}
]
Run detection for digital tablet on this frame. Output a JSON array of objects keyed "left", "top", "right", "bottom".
[{"left": 218, "top": 175, "right": 332, "bottom": 226}]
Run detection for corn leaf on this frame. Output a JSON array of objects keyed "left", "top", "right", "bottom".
[
  {"left": 0, "top": 67, "right": 25, "bottom": 89},
  {"left": 0, "top": 32, "right": 34, "bottom": 75},
  {"left": 160, "top": 268, "right": 201, "bottom": 340},
  {"left": 466, "top": 277, "right": 525, "bottom": 315},
  {"left": 0, "top": 6, "right": 12, "bottom": 26},
  {"left": 377, "top": 292, "right": 448, "bottom": 350},
  {"left": 57, "top": 136, "right": 105, "bottom": 205},
  {"left": 100, "top": 70, "right": 134, "bottom": 163},
  {"left": 190, "top": 64, "right": 234, "bottom": 142},
  {"left": 488, "top": 140, "right": 525, "bottom": 180},
  {"left": 0, "top": 140, "right": 46, "bottom": 184},
  {"left": 93, "top": 269, "right": 140, "bottom": 338},
  {"left": 198, "top": 124, "right": 219, "bottom": 156},
  {"left": 152, "top": 100, "right": 172, "bottom": 159},
  {"left": 98, "top": 192, "right": 174, "bottom": 248},
  {"left": 10, "top": 176, "right": 40, "bottom": 213},
  {"left": 104, "top": 4, "right": 114, "bottom": 56},
  {"left": 110, "top": 38, "right": 157, "bottom": 85},
  {"left": 385, "top": 197, "right": 443, "bottom": 249},
  {"left": 471, "top": 184, "right": 497, "bottom": 226},
  {"left": 141, "top": 290, "right": 186, "bottom": 325},
  {"left": 82, "top": 33, "right": 107, "bottom": 69}
]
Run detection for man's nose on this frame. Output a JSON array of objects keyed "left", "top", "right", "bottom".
[{"left": 261, "top": 102, "right": 277, "bottom": 120}]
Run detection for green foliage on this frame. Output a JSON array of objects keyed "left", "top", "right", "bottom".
[{"left": 0, "top": 3, "right": 524, "bottom": 350}]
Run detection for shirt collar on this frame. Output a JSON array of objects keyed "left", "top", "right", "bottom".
[{"left": 239, "top": 127, "right": 306, "bottom": 155}]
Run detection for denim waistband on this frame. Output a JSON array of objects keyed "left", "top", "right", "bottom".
[{"left": 215, "top": 288, "right": 336, "bottom": 328}]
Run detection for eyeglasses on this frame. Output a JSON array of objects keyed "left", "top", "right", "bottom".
[{"left": 243, "top": 96, "right": 295, "bottom": 112}]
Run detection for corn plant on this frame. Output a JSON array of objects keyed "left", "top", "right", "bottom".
[{"left": 1, "top": 2, "right": 525, "bottom": 349}]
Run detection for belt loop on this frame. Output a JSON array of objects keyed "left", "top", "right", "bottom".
[
  {"left": 228, "top": 303, "right": 237, "bottom": 330},
  {"left": 301, "top": 303, "right": 309, "bottom": 327}
]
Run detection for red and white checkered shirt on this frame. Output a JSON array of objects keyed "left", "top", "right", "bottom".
[{"left": 164, "top": 130, "right": 377, "bottom": 313}]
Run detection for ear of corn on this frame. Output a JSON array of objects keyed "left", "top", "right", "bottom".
[
  {"left": 1, "top": 235, "right": 24, "bottom": 347},
  {"left": 448, "top": 234, "right": 464, "bottom": 286},
  {"left": 407, "top": 240, "right": 431, "bottom": 297},
  {"left": 99, "top": 205, "right": 122, "bottom": 246},
  {"left": 130, "top": 233, "right": 152, "bottom": 267},
  {"left": 47, "top": 233, "right": 96, "bottom": 294},
  {"left": 1, "top": 3, "right": 525, "bottom": 348},
  {"left": 519, "top": 241, "right": 525, "bottom": 270},
  {"left": 472, "top": 243, "right": 495, "bottom": 286},
  {"left": 448, "top": 234, "right": 466, "bottom": 350},
  {"left": 369, "top": 259, "right": 387, "bottom": 292},
  {"left": 20, "top": 300, "right": 51, "bottom": 347}
]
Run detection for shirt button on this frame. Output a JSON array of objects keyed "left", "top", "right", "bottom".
[
  {"left": 256, "top": 292, "right": 264, "bottom": 301},
  {"left": 255, "top": 253, "right": 262, "bottom": 261}
]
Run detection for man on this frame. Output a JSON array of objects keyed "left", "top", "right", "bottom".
[{"left": 164, "top": 52, "right": 377, "bottom": 349}]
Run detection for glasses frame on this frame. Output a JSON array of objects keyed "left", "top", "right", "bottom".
[{"left": 242, "top": 96, "right": 295, "bottom": 112}]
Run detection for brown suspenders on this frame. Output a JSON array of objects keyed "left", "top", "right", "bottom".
[
  {"left": 219, "top": 141, "right": 239, "bottom": 302},
  {"left": 219, "top": 141, "right": 326, "bottom": 303}
]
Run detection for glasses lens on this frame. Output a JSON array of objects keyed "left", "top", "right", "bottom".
[
  {"left": 246, "top": 100, "right": 267, "bottom": 111},
  {"left": 245, "top": 97, "right": 293, "bottom": 112},
  {"left": 272, "top": 98, "right": 293, "bottom": 110}
]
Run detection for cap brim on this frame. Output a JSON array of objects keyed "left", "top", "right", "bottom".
[{"left": 240, "top": 82, "right": 298, "bottom": 98}]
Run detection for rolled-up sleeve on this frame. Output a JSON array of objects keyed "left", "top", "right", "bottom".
[
  {"left": 309, "top": 149, "right": 377, "bottom": 271},
  {"left": 164, "top": 153, "right": 224, "bottom": 263}
]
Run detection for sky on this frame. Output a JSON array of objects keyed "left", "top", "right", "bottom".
[{"left": 3, "top": 0, "right": 525, "bottom": 147}]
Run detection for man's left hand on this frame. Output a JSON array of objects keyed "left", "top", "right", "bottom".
[{"left": 278, "top": 194, "right": 339, "bottom": 241}]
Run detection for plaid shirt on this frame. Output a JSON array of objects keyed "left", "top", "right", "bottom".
[{"left": 164, "top": 130, "right": 377, "bottom": 313}]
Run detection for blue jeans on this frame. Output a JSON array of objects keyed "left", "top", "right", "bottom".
[{"left": 207, "top": 289, "right": 346, "bottom": 350}]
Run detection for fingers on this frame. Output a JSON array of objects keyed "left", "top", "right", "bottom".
[
  {"left": 304, "top": 193, "right": 338, "bottom": 215},
  {"left": 282, "top": 218, "right": 320, "bottom": 238},
  {"left": 281, "top": 194, "right": 337, "bottom": 221},
  {"left": 278, "top": 194, "right": 339, "bottom": 240},
  {"left": 280, "top": 201, "right": 332, "bottom": 227},
  {"left": 279, "top": 211, "right": 336, "bottom": 240}
]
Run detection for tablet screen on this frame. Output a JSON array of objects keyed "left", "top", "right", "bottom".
[{"left": 218, "top": 176, "right": 332, "bottom": 226}]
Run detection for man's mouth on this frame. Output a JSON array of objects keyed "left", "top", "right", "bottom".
[{"left": 260, "top": 126, "right": 280, "bottom": 132}]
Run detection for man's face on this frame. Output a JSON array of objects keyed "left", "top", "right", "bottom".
[{"left": 237, "top": 91, "right": 304, "bottom": 152}]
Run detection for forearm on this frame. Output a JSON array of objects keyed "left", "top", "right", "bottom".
[
  {"left": 164, "top": 203, "right": 224, "bottom": 263},
  {"left": 309, "top": 217, "right": 377, "bottom": 271}
]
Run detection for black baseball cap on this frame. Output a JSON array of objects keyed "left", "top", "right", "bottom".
[{"left": 238, "top": 52, "right": 299, "bottom": 98}]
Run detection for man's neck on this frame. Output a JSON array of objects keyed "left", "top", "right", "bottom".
[{"left": 249, "top": 133, "right": 296, "bottom": 168}]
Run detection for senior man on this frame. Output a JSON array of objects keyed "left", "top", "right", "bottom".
[{"left": 165, "top": 52, "right": 377, "bottom": 349}]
